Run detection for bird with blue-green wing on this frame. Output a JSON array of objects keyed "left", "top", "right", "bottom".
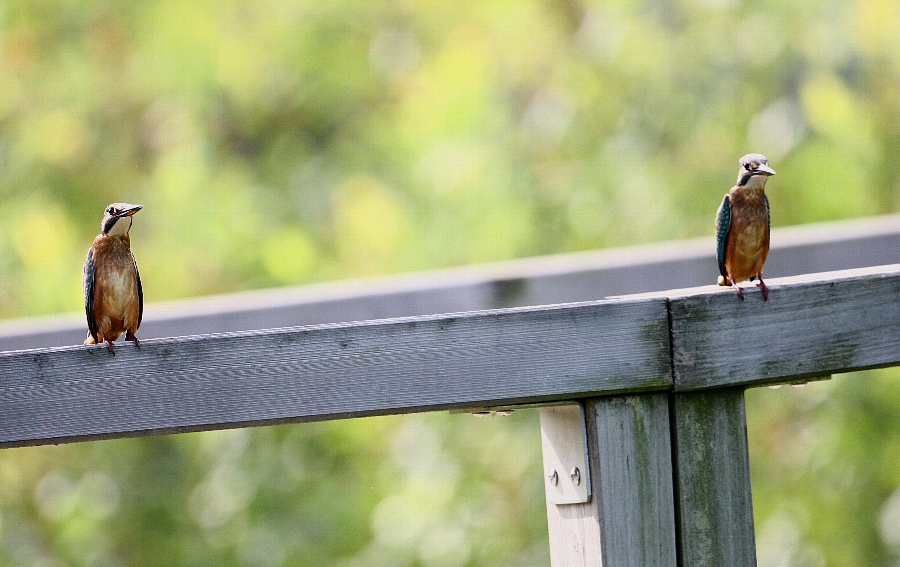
[
  {"left": 716, "top": 154, "right": 775, "bottom": 300},
  {"left": 83, "top": 203, "right": 143, "bottom": 351}
]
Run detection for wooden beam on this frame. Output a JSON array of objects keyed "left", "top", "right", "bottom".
[
  {"left": 0, "top": 297, "right": 670, "bottom": 448},
  {"left": 668, "top": 265, "right": 900, "bottom": 390},
  {"left": 4, "top": 265, "right": 900, "bottom": 448},
  {"left": 542, "top": 396, "right": 678, "bottom": 567},
  {"left": 2, "top": 214, "right": 899, "bottom": 352},
  {"left": 671, "top": 388, "right": 756, "bottom": 567},
  {"left": 588, "top": 394, "right": 678, "bottom": 567}
]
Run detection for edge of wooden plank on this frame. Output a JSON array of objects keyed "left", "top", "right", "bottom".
[
  {"left": 615, "top": 263, "right": 900, "bottom": 301},
  {"left": 671, "top": 389, "right": 756, "bottom": 567},
  {"left": 3, "top": 214, "right": 899, "bottom": 352},
  {"left": 587, "top": 394, "right": 678, "bottom": 567},
  {"left": 668, "top": 265, "right": 900, "bottom": 390},
  {"left": 541, "top": 395, "right": 679, "bottom": 567},
  {"left": 0, "top": 296, "right": 672, "bottom": 448}
]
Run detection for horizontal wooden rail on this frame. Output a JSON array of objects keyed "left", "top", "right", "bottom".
[
  {"left": 669, "top": 264, "right": 900, "bottom": 389},
  {"left": 2, "top": 264, "right": 900, "bottom": 449},
  {"left": 2, "top": 214, "right": 899, "bottom": 351},
  {"left": 0, "top": 298, "right": 670, "bottom": 448}
]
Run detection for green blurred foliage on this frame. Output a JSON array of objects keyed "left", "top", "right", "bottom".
[
  {"left": 0, "top": 413, "right": 548, "bottom": 567},
  {"left": 0, "top": 0, "right": 898, "bottom": 565},
  {"left": 748, "top": 368, "right": 900, "bottom": 567}
]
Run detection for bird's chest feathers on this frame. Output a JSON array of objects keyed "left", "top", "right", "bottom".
[
  {"left": 93, "top": 237, "right": 138, "bottom": 312},
  {"left": 728, "top": 188, "right": 769, "bottom": 258},
  {"left": 733, "top": 217, "right": 766, "bottom": 246},
  {"left": 101, "top": 271, "right": 135, "bottom": 299}
]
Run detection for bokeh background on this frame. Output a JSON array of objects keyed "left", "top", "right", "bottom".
[{"left": 0, "top": 0, "right": 899, "bottom": 565}]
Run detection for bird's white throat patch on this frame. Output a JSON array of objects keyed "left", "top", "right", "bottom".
[
  {"left": 742, "top": 174, "right": 769, "bottom": 189},
  {"left": 107, "top": 216, "right": 132, "bottom": 236}
]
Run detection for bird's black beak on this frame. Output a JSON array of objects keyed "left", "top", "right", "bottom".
[{"left": 116, "top": 204, "right": 143, "bottom": 217}]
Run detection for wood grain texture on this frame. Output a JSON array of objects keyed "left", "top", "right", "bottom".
[
  {"left": 543, "top": 395, "right": 678, "bottom": 567},
  {"left": 669, "top": 265, "right": 900, "bottom": 390},
  {"left": 587, "top": 394, "right": 678, "bottom": 567},
  {"left": 0, "top": 298, "right": 671, "bottom": 448},
  {"left": 544, "top": 500, "right": 602, "bottom": 567},
  {"left": 672, "top": 389, "right": 755, "bottom": 567}
]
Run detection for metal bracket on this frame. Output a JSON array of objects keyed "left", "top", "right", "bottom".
[
  {"left": 765, "top": 374, "right": 832, "bottom": 389},
  {"left": 539, "top": 403, "right": 591, "bottom": 505},
  {"left": 448, "top": 400, "right": 578, "bottom": 415}
]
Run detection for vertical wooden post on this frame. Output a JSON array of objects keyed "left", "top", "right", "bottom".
[
  {"left": 670, "top": 388, "right": 756, "bottom": 567},
  {"left": 541, "top": 394, "right": 678, "bottom": 567}
]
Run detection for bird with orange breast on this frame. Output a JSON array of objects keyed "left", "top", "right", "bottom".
[
  {"left": 716, "top": 154, "right": 776, "bottom": 300},
  {"left": 83, "top": 203, "right": 143, "bottom": 351}
]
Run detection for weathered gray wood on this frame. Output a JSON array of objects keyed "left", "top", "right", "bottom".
[
  {"left": 5, "top": 265, "right": 900, "bottom": 447},
  {"left": 587, "top": 394, "right": 678, "bottom": 567},
  {"left": 2, "top": 214, "right": 899, "bottom": 351},
  {"left": 0, "top": 297, "right": 670, "bottom": 448},
  {"left": 543, "top": 395, "right": 677, "bottom": 567},
  {"left": 669, "top": 265, "right": 900, "bottom": 390},
  {"left": 671, "top": 388, "right": 755, "bottom": 567}
]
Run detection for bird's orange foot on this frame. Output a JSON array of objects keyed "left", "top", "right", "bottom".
[
  {"left": 126, "top": 330, "right": 140, "bottom": 348},
  {"left": 757, "top": 278, "right": 769, "bottom": 301},
  {"left": 96, "top": 332, "right": 115, "bottom": 352},
  {"left": 724, "top": 276, "right": 745, "bottom": 301},
  {"left": 722, "top": 275, "right": 744, "bottom": 300}
]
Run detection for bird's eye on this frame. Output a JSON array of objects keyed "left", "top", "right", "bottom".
[
  {"left": 744, "top": 163, "right": 751, "bottom": 170},
  {"left": 106, "top": 207, "right": 115, "bottom": 215}
]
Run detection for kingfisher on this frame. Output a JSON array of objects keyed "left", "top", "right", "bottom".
[
  {"left": 716, "top": 153, "right": 776, "bottom": 300},
  {"left": 83, "top": 203, "right": 143, "bottom": 351}
]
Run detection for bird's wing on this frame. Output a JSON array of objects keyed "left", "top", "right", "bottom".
[
  {"left": 764, "top": 193, "right": 770, "bottom": 242},
  {"left": 715, "top": 194, "right": 731, "bottom": 279},
  {"left": 133, "top": 254, "right": 143, "bottom": 329},
  {"left": 83, "top": 248, "right": 99, "bottom": 343}
]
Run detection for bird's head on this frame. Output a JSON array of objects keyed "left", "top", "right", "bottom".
[
  {"left": 101, "top": 203, "right": 143, "bottom": 236},
  {"left": 736, "top": 153, "right": 776, "bottom": 189}
]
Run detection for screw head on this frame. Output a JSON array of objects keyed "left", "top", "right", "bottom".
[
  {"left": 570, "top": 467, "right": 581, "bottom": 486},
  {"left": 548, "top": 468, "right": 559, "bottom": 486}
]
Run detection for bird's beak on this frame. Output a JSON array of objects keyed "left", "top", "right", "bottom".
[
  {"left": 117, "top": 204, "right": 143, "bottom": 217},
  {"left": 756, "top": 164, "right": 776, "bottom": 176}
]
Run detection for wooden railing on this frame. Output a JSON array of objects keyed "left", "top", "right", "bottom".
[
  {"left": 541, "top": 264, "right": 900, "bottom": 566},
  {"left": 2, "top": 214, "right": 900, "bottom": 566},
  {"left": 3, "top": 213, "right": 900, "bottom": 351}
]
